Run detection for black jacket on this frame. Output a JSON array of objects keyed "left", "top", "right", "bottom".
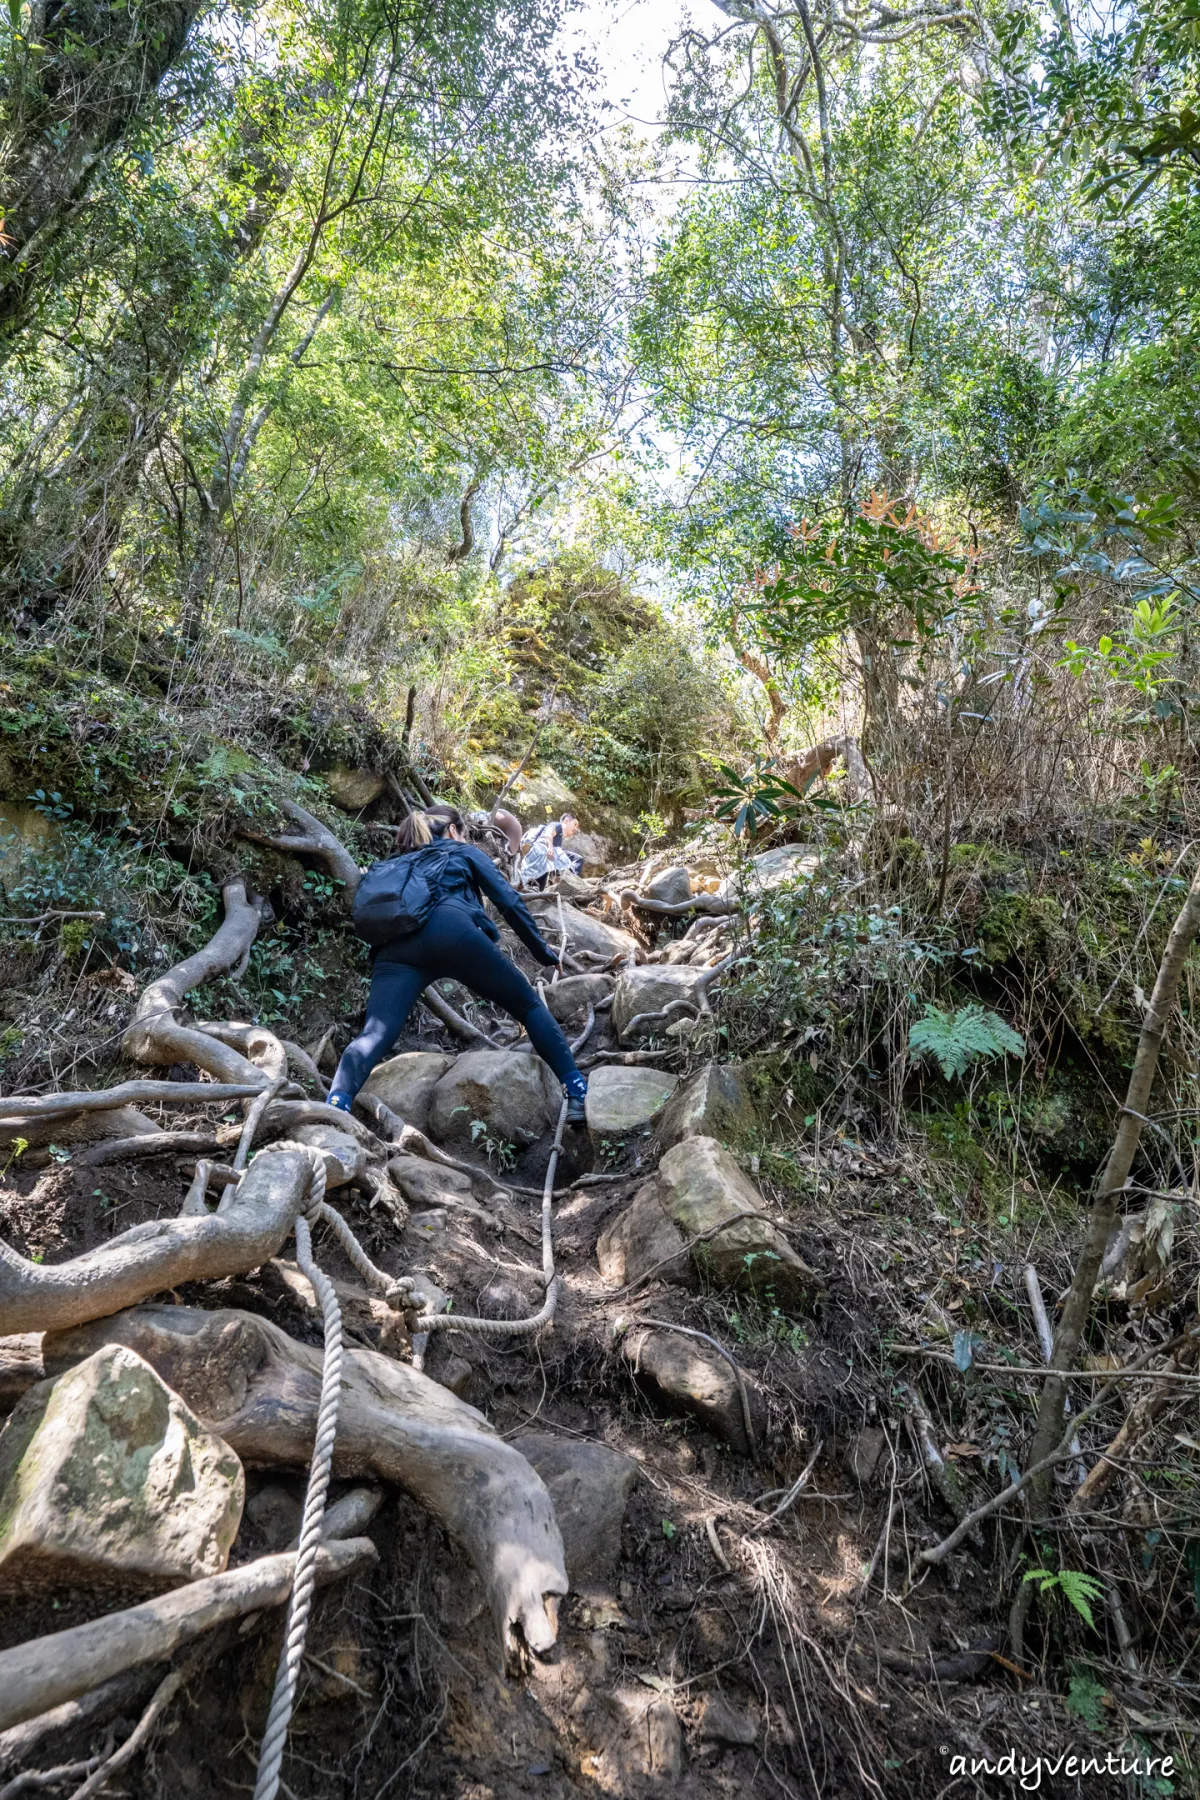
[{"left": 375, "top": 840, "right": 556, "bottom": 965}]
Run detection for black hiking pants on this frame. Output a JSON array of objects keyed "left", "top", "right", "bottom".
[{"left": 331, "top": 902, "right": 584, "bottom": 1102}]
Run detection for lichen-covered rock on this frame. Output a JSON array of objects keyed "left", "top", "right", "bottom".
[
  {"left": 0, "top": 1345, "right": 243, "bottom": 1593},
  {"left": 542, "top": 972, "right": 613, "bottom": 1023},
  {"left": 622, "top": 1327, "right": 766, "bottom": 1455},
  {"left": 514, "top": 1433, "right": 638, "bottom": 1584},
  {"left": 427, "top": 1050, "right": 559, "bottom": 1149},
  {"left": 597, "top": 1136, "right": 820, "bottom": 1309},
  {"left": 586, "top": 1066, "right": 678, "bottom": 1138},
  {"left": 611, "top": 965, "right": 705, "bottom": 1042},
  {"left": 654, "top": 1062, "right": 755, "bottom": 1151},
  {"left": 361, "top": 1051, "right": 455, "bottom": 1132},
  {"left": 325, "top": 765, "right": 386, "bottom": 811},
  {"left": 596, "top": 1184, "right": 690, "bottom": 1289},
  {"left": 642, "top": 865, "right": 692, "bottom": 906}
]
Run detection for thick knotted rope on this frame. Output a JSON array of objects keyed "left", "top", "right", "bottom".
[{"left": 250, "top": 1143, "right": 411, "bottom": 1800}]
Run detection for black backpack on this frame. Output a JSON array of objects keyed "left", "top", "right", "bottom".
[{"left": 352, "top": 844, "right": 453, "bottom": 948}]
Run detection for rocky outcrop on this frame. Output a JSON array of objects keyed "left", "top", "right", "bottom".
[
  {"left": 387, "top": 1152, "right": 477, "bottom": 1210},
  {"left": 622, "top": 1326, "right": 766, "bottom": 1455},
  {"left": 611, "top": 965, "right": 705, "bottom": 1042},
  {"left": 513, "top": 1434, "right": 638, "bottom": 1585},
  {"left": 653, "top": 1062, "right": 755, "bottom": 1151},
  {"left": 642, "top": 866, "right": 692, "bottom": 905},
  {"left": 585, "top": 1066, "right": 678, "bottom": 1138},
  {"left": 720, "top": 842, "right": 819, "bottom": 899},
  {"left": 361, "top": 1051, "right": 455, "bottom": 1133},
  {"left": 542, "top": 972, "right": 613, "bottom": 1023},
  {"left": 524, "top": 898, "right": 639, "bottom": 965},
  {"left": 697, "top": 1693, "right": 758, "bottom": 1746},
  {"left": 427, "top": 1050, "right": 559, "bottom": 1149},
  {"left": 0, "top": 1345, "right": 243, "bottom": 1593},
  {"left": 570, "top": 832, "right": 614, "bottom": 876},
  {"left": 596, "top": 1136, "right": 820, "bottom": 1308}
]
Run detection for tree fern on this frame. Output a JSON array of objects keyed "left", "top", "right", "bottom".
[{"left": 908, "top": 1003, "right": 1025, "bottom": 1080}]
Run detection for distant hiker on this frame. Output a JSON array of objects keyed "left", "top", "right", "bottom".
[
  {"left": 517, "top": 812, "right": 582, "bottom": 889},
  {"left": 329, "top": 805, "right": 588, "bottom": 1122}
]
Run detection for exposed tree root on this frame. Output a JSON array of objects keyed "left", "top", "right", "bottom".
[
  {"left": 0, "top": 1149, "right": 312, "bottom": 1333},
  {"left": 618, "top": 889, "right": 738, "bottom": 918},
  {"left": 123, "top": 880, "right": 270, "bottom": 1084},
  {"left": 75, "top": 1130, "right": 233, "bottom": 1168},
  {"left": 238, "top": 798, "right": 362, "bottom": 897},
  {"left": 421, "top": 987, "right": 504, "bottom": 1047},
  {"left": 0, "top": 1082, "right": 259, "bottom": 1129},
  {"left": 43, "top": 1304, "right": 568, "bottom": 1666}
]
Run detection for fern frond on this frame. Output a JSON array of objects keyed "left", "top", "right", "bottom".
[{"left": 909, "top": 1003, "right": 1025, "bottom": 1080}]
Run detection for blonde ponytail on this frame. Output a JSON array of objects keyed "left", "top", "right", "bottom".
[{"left": 395, "top": 811, "right": 434, "bottom": 852}]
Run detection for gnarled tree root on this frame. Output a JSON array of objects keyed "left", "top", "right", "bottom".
[
  {"left": 43, "top": 1304, "right": 568, "bottom": 1668},
  {"left": 0, "top": 1150, "right": 312, "bottom": 1333},
  {"left": 0, "top": 1538, "right": 375, "bottom": 1735},
  {"left": 122, "top": 879, "right": 270, "bottom": 1085},
  {"left": 0, "top": 1081, "right": 259, "bottom": 1130}
]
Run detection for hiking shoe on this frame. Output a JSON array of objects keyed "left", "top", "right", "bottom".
[
  {"left": 565, "top": 1092, "right": 587, "bottom": 1125},
  {"left": 327, "top": 1091, "right": 353, "bottom": 1114}
]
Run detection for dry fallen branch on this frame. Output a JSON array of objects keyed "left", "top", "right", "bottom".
[
  {"left": 44, "top": 1303, "right": 568, "bottom": 1664},
  {"left": 1069, "top": 1330, "right": 1200, "bottom": 1510},
  {"left": 619, "top": 890, "right": 738, "bottom": 919},
  {"left": 0, "top": 1149, "right": 312, "bottom": 1333},
  {"left": 0, "top": 1537, "right": 376, "bottom": 1735},
  {"left": 0, "top": 1675, "right": 156, "bottom": 1780},
  {"left": 421, "top": 986, "right": 504, "bottom": 1047},
  {"left": 918, "top": 1329, "right": 1200, "bottom": 1566},
  {"left": 61, "top": 1657, "right": 193, "bottom": 1800}
]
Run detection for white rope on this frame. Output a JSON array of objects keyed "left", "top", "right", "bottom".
[{"left": 248, "top": 1143, "right": 407, "bottom": 1800}]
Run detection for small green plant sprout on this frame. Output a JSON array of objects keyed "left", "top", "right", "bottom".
[
  {"left": 0, "top": 1136, "right": 28, "bottom": 1179},
  {"left": 661, "top": 1518, "right": 676, "bottom": 1541},
  {"left": 908, "top": 1003, "right": 1025, "bottom": 1081},
  {"left": 1064, "top": 1665, "right": 1109, "bottom": 1729},
  {"left": 1022, "top": 1567, "right": 1105, "bottom": 1630},
  {"left": 469, "top": 1118, "right": 516, "bottom": 1172}
]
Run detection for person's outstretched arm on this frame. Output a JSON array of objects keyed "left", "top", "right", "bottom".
[{"left": 463, "top": 844, "right": 558, "bottom": 964}]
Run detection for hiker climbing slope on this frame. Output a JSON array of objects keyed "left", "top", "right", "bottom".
[
  {"left": 330, "top": 805, "right": 589, "bottom": 1122},
  {"left": 518, "top": 811, "right": 582, "bottom": 888}
]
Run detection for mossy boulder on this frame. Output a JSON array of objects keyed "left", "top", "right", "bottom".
[{"left": 0, "top": 1345, "right": 243, "bottom": 1593}]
